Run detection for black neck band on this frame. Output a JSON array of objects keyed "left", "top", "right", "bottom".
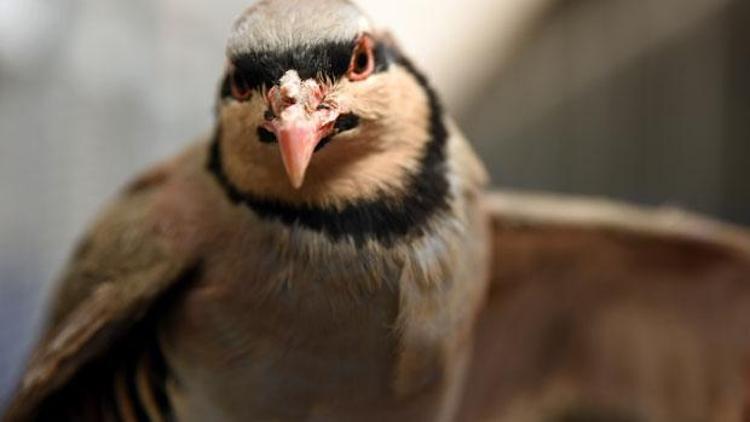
[{"left": 208, "top": 50, "right": 450, "bottom": 247}]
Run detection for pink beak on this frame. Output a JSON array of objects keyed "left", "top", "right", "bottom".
[
  {"left": 273, "top": 106, "right": 326, "bottom": 189},
  {"left": 264, "top": 71, "right": 339, "bottom": 189}
]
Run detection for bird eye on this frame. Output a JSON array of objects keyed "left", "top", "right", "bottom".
[
  {"left": 230, "top": 70, "right": 252, "bottom": 101},
  {"left": 347, "top": 35, "right": 375, "bottom": 81}
]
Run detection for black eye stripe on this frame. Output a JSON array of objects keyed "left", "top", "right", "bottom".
[
  {"left": 221, "top": 39, "right": 393, "bottom": 99},
  {"left": 232, "top": 41, "right": 354, "bottom": 92},
  {"left": 314, "top": 113, "right": 360, "bottom": 153},
  {"left": 334, "top": 113, "right": 360, "bottom": 132},
  {"left": 257, "top": 127, "right": 277, "bottom": 144}
]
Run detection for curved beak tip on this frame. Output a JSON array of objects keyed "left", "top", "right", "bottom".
[
  {"left": 287, "top": 167, "right": 307, "bottom": 190},
  {"left": 275, "top": 125, "right": 320, "bottom": 190}
]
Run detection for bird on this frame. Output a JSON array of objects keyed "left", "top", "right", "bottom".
[
  {"left": 6, "top": 1, "right": 750, "bottom": 422},
  {"left": 4, "top": 0, "right": 491, "bottom": 420}
]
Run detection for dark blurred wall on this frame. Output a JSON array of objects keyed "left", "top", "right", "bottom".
[
  {"left": 723, "top": 0, "right": 750, "bottom": 224},
  {"left": 465, "top": 0, "right": 749, "bottom": 225}
]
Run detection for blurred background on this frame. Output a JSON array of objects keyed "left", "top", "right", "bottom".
[{"left": 0, "top": 0, "right": 748, "bottom": 409}]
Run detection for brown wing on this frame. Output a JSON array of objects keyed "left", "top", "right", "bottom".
[
  {"left": 459, "top": 191, "right": 750, "bottom": 422},
  {"left": 3, "top": 166, "right": 198, "bottom": 422}
]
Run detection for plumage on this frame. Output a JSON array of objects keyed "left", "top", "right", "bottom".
[
  {"left": 4, "top": 1, "right": 750, "bottom": 421},
  {"left": 6, "top": 1, "right": 488, "bottom": 420},
  {"left": 460, "top": 193, "right": 750, "bottom": 422}
]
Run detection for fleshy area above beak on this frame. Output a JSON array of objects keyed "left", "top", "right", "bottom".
[{"left": 265, "top": 71, "right": 339, "bottom": 189}]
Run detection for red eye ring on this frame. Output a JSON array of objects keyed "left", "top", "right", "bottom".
[
  {"left": 229, "top": 66, "right": 252, "bottom": 101},
  {"left": 347, "top": 35, "right": 375, "bottom": 81}
]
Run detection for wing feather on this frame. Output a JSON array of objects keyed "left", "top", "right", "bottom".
[
  {"left": 4, "top": 169, "right": 197, "bottom": 422},
  {"left": 458, "top": 191, "right": 750, "bottom": 421}
]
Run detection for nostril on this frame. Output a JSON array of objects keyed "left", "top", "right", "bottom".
[
  {"left": 257, "top": 127, "right": 277, "bottom": 144},
  {"left": 334, "top": 113, "right": 360, "bottom": 133},
  {"left": 280, "top": 85, "right": 299, "bottom": 102}
]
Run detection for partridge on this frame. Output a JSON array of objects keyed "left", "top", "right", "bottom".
[
  {"left": 5, "top": 0, "right": 489, "bottom": 420},
  {"left": 6, "top": 1, "right": 750, "bottom": 421}
]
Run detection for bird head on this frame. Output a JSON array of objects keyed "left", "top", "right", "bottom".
[{"left": 211, "top": 0, "right": 448, "bottom": 213}]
